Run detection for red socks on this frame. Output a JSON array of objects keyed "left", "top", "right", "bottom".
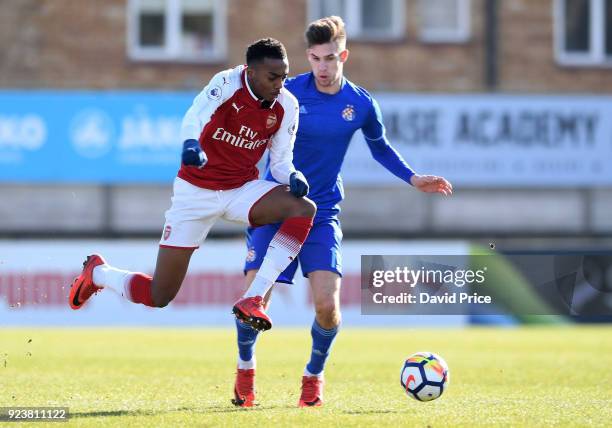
[
  {"left": 275, "top": 216, "right": 313, "bottom": 252},
  {"left": 125, "top": 273, "right": 155, "bottom": 307},
  {"left": 244, "top": 216, "right": 314, "bottom": 298}
]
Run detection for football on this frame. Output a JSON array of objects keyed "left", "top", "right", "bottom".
[{"left": 400, "top": 352, "right": 449, "bottom": 401}]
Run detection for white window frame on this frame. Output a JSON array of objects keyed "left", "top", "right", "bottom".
[
  {"left": 307, "top": 0, "right": 405, "bottom": 41},
  {"left": 418, "top": 0, "right": 471, "bottom": 43},
  {"left": 554, "top": 0, "right": 612, "bottom": 66},
  {"left": 127, "top": 0, "right": 227, "bottom": 63}
]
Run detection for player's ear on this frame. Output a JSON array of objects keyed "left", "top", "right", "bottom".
[{"left": 340, "top": 49, "right": 349, "bottom": 63}]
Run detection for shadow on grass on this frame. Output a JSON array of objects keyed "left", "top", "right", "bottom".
[
  {"left": 71, "top": 410, "right": 141, "bottom": 418},
  {"left": 70, "top": 403, "right": 293, "bottom": 418},
  {"left": 342, "top": 409, "right": 400, "bottom": 415}
]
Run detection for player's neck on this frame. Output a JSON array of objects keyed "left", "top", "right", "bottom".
[
  {"left": 315, "top": 76, "right": 343, "bottom": 95},
  {"left": 246, "top": 75, "right": 262, "bottom": 100}
]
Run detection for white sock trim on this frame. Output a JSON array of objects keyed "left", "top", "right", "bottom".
[
  {"left": 304, "top": 367, "right": 323, "bottom": 378},
  {"left": 237, "top": 356, "right": 256, "bottom": 370}
]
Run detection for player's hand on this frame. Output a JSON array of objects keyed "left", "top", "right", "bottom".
[
  {"left": 289, "top": 171, "right": 309, "bottom": 198},
  {"left": 410, "top": 174, "right": 453, "bottom": 196},
  {"left": 182, "top": 139, "right": 207, "bottom": 168}
]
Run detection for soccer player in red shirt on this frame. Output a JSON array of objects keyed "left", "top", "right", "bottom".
[{"left": 69, "top": 38, "right": 314, "bottom": 332}]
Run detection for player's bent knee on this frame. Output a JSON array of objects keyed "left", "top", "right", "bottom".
[
  {"left": 293, "top": 197, "right": 316, "bottom": 218},
  {"left": 150, "top": 286, "right": 179, "bottom": 308},
  {"left": 151, "top": 295, "right": 172, "bottom": 308}
]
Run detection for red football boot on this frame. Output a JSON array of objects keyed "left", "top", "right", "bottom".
[
  {"left": 232, "top": 296, "right": 272, "bottom": 331},
  {"left": 231, "top": 368, "right": 256, "bottom": 407},
  {"left": 69, "top": 254, "right": 106, "bottom": 310},
  {"left": 298, "top": 375, "right": 324, "bottom": 407}
]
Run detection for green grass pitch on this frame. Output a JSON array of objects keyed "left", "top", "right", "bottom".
[{"left": 0, "top": 327, "right": 610, "bottom": 427}]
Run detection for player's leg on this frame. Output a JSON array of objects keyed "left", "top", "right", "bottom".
[
  {"left": 239, "top": 185, "right": 315, "bottom": 305},
  {"left": 298, "top": 271, "right": 341, "bottom": 407},
  {"left": 69, "top": 177, "right": 215, "bottom": 309},
  {"left": 236, "top": 268, "right": 278, "bottom": 368},
  {"left": 306, "top": 270, "right": 342, "bottom": 370},
  {"left": 236, "top": 225, "right": 280, "bottom": 367},
  {"left": 297, "top": 218, "right": 343, "bottom": 407},
  {"left": 225, "top": 181, "right": 316, "bottom": 330},
  {"left": 77, "top": 247, "right": 195, "bottom": 308},
  {"left": 236, "top": 247, "right": 298, "bottom": 367},
  {"left": 232, "top": 224, "right": 299, "bottom": 407}
]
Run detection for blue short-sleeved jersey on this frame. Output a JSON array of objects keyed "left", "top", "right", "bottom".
[{"left": 263, "top": 72, "right": 385, "bottom": 217}]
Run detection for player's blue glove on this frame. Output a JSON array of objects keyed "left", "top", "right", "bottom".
[
  {"left": 289, "top": 171, "right": 309, "bottom": 198},
  {"left": 181, "top": 139, "right": 207, "bottom": 168}
]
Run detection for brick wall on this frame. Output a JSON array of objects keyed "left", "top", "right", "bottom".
[
  {"left": 498, "top": 0, "right": 612, "bottom": 93},
  {"left": 5, "top": 0, "right": 609, "bottom": 93}
]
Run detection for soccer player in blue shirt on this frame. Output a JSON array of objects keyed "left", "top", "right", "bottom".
[{"left": 232, "top": 16, "right": 453, "bottom": 408}]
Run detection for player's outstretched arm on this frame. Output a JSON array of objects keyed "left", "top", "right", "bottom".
[
  {"left": 410, "top": 174, "right": 453, "bottom": 196},
  {"left": 362, "top": 96, "right": 452, "bottom": 196}
]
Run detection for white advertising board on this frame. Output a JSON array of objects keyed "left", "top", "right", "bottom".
[
  {"left": 0, "top": 240, "right": 467, "bottom": 327},
  {"left": 343, "top": 94, "right": 612, "bottom": 186}
]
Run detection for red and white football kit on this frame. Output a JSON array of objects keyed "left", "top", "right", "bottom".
[
  {"left": 69, "top": 64, "right": 311, "bottom": 325},
  {"left": 161, "top": 65, "right": 299, "bottom": 248}
]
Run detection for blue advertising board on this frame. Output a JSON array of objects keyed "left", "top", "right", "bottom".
[
  {"left": 0, "top": 91, "right": 191, "bottom": 183},
  {"left": 1, "top": 91, "right": 611, "bottom": 186}
]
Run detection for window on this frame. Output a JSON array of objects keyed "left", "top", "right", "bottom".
[
  {"left": 128, "top": 0, "right": 226, "bottom": 62},
  {"left": 308, "top": 0, "right": 405, "bottom": 41},
  {"left": 554, "top": 0, "right": 612, "bottom": 66},
  {"left": 418, "top": 0, "right": 471, "bottom": 43}
]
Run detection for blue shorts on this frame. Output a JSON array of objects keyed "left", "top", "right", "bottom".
[{"left": 244, "top": 216, "right": 343, "bottom": 284}]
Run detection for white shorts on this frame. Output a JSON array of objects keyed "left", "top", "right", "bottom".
[{"left": 159, "top": 177, "right": 281, "bottom": 249}]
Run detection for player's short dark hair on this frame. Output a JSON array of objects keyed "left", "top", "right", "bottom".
[
  {"left": 246, "top": 38, "right": 287, "bottom": 65},
  {"left": 305, "top": 16, "right": 347, "bottom": 49}
]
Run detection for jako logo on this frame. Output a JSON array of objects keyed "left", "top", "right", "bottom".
[
  {"left": 0, "top": 115, "right": 46, "bottom": 150},
  {"left": 70, "top": 109, "right": 114, "bottom": 158}
]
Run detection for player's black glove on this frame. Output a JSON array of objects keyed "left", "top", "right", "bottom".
[
  {"left": 181, "top": 139, "right": 207, "bottom": 168},
  {"left": 289, "top": 171, "right": 309, "bottom": 198}
]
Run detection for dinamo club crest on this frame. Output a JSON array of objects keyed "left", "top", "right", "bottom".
[
  {"left": 342, "top": 104, "right": 355, "bottom": 121},
  {"left": 246, "top": 247, "right": 256, "bottom": 262}
]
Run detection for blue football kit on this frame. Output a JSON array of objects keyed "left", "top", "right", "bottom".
[{"left": 244, "top": 72, "right": 415, "bottom": 283}]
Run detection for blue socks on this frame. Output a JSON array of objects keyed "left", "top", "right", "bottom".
[
  {"left": 236, "top": 318, "right": 259, "bottom": 363},
  {"left": 306, "top": 319, "right": 339, "bottom": 376},
  {"left": 236, "top": 317, "right": 339, "bottom": 375}
]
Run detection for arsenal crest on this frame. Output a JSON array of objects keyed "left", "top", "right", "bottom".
[
  {"left": 163, "top": 225, "right": 172, "bottom": 240},
  {"left": 266, "top": 112, "right": 277, "bottom": 129}
]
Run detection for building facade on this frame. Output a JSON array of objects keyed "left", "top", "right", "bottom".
[
  {"left": 1, "top": 0, "right": 610, "bottom": 92},
  {"left": 0, "top": 0, "right": 611, "bottom": 238}
]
